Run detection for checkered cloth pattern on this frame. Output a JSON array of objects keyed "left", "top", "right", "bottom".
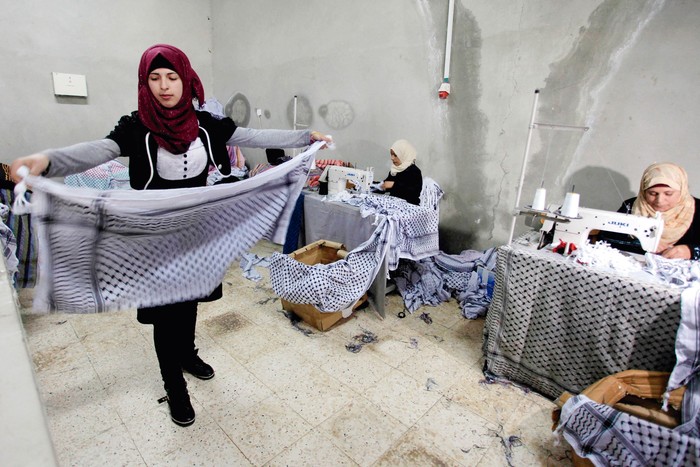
[
  {"left": 556, "top": 285, "right": 700, "bottom": 466},
  {"left": 483, "top": 244, "right": 682, "bottom": 398},
  {"left": 16, "top": 143, "right": 321, "bottom": 313},
  {"left": 269, "top": 217, "right": 391, "bottom": 313},
  {"left": 348, "top": 193, "right": 440, "bottom": 270},
  {"left": 0, "top": 204, "right": 19, "bottom": 282},
  {"left": 64, "top": 160, "right": 131, "bottom": 190},
  {"left": 270, "top": 191, "right": 441, "bottom": 313}
]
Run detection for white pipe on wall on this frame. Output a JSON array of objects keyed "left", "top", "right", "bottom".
[
  {"left": 443, "top": 0, "right": 455, "bottom": 80},
  {"left": 293, "top": 95, "right": 298, "bottom": 130},
  {"left": 438, "top": 0, "right": 455, "bottom": 99}
]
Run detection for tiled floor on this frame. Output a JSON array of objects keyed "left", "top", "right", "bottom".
[{"left": 19, "top": 240, "right": 574, "bottom": 466}]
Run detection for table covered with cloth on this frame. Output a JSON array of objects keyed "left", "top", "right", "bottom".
[
  {"left": 555, "top": 284, "right": 700, "bottom": 465},
  {"left": 483, "top": 243, "right": 682, "bottom": 399},
  {"left": 269, "top": 192, "right": 440, "bottom": 316}
]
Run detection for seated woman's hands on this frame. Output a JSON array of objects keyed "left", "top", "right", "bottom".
[
  {"left": 310, "top": 131, "right": 333, "bottom": 148},
  {"left": 660, "top": 244, "right": 691, "bottom": 259}
]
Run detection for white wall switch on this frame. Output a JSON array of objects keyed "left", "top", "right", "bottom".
[{"left": 52, "top": 72, "right": 88, "bottom": 97}]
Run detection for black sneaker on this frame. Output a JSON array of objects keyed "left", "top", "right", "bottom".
[
  {"left": 165, "top": 388, "right": 195, "bottom": 427},
  {"left": 182, "top": 351, "right": 215, "bottom": 380}
]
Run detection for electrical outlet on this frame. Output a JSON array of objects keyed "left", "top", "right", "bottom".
[{"left": 256, "top": 108, "right": 263, "bottom": 117}]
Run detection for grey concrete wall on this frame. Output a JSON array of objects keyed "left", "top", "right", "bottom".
[
  {"left": 210, "top": 0, "right": 700, "bottom": 252},
  {"left": 0, "top": 0, "right": 213, "bottom": 157},
  {"left": 1, "top": 0, "right": 698, "bottom": 253}
]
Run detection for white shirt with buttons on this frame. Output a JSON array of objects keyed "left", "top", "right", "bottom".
[{"left": 156, "top": 137, "right": 208, "bottom": 180}]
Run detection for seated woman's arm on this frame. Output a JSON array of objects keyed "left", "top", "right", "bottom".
[{"left": 661, "top": 198, "right": 700, "bottom": 259}]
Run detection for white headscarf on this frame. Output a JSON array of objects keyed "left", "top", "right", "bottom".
[{"left": 390, "top": 140, "right": 417, "bottom": 176}]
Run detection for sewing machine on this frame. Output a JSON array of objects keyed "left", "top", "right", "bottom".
[
  {"left": 539, "top": 206, "right": 664, "bottom": 253},
  {"left": 318, "top": 165, "right": 374, "bottom": 194}
]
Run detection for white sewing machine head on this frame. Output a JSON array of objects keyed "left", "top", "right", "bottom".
[
  {"left": 319, "top": 165, "right": 374, "bottom": 194},
  {"left": 540, "top": 206, "right": 664, "bottom": 252}
]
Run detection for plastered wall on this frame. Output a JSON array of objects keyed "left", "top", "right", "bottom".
[
  {"left": 1, "top": 0, "right": 698, "bottom": 253},
  {"left": 211, "top": 0, "right": 700, "bottom": 252},
  {"left": 0, "top": 0, "right": 213, "bottom": 156}
]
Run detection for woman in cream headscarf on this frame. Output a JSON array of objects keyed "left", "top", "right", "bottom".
[
  {"left": 379, "top": 139, "right": 423, "bottom": 205},
  {"left": 605, "top": 162, "right": 699, "bottom": 259}
]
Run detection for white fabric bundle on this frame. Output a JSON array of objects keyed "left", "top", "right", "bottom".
[{"left": 17, "top": 143, "right": 322, "bottom": 313}]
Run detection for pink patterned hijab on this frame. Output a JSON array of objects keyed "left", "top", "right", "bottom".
[{"left": 137, "top": 44, "right": 204, "bottom": 154}]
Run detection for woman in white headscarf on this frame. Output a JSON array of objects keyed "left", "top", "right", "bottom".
[
  {"left": 602, "top": 162, "right": 699, "bottom": 259},
  {"left": 379, "top": 139, "right": 423, "bottom": 205}
]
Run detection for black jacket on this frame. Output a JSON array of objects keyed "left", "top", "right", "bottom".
[
  {"left": 105, "top": 110, "right": 236, "bottom": 309},
  {"left": 384, "top": 164, "right": 423, "bottom": 205},
  {"left": 106, "top": 110, "right": 237, "bottom": 190}
]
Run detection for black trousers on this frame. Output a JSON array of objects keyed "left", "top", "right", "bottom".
[{"left": 138, "top": 300, "right": 198, "bottom": 391}]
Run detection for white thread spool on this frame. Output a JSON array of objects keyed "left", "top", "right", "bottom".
[
  {"left": 561, "top": 192, "right": 580, "bottom": 218},
  {"left": 531, "top": 188, "right": 546, "bottom": 211}
]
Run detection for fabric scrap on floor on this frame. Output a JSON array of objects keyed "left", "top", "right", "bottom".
[
  {"left": 279, "top": 309, "right": 314, "bottom": 336},
  {"left": 345, "top": 328, "right": 378, "bottom": 353}
]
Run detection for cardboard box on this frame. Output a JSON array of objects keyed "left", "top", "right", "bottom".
[{"left": 281, "top": 239, "right": 367, "bottom": 331}]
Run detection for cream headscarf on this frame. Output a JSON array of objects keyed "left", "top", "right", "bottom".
[
  {"left": 632, "top": 162, "right": 695, "bottom": 245},
  {"left": 390, "top": 140, "right": 417, "bottom": 176}
]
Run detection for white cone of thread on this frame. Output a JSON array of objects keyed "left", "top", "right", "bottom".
[
  {"left": 531, "top": 188, "right": 546, "bottom": 211},
  {"left": 561, "top": 192, "right": 580, "bottom": 218}
]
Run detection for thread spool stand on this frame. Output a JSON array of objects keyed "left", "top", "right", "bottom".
[{"left": 507, "top": 89, "right": 590, "bottom": 245}]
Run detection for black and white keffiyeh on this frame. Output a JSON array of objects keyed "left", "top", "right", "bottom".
[
  {"left": 15, "top": 143, "right": 322, "bottom": 313},
  {"left": 269, "top": 217, "right": 392, "bottom": 314},
  {"left": 346, "top": 191, "right": 441, "bottom": 269},
  {"left": 0, "top": 203, "right": 19, "bottom": 283},
  {"left": 556, "top": 284, "right": 700, "bottom": 465},
  {"left": 269, "top": 189, "right": 441, "bottom": 313},
  {"left": 392, "top": 248, "right": 497, "bottom": 318}
]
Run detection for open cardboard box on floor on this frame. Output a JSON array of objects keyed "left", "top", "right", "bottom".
[{"left": 280, "top": 239, "right": 367, "bottom": 331}]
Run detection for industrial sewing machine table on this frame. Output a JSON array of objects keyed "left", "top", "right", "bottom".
[{"left": 482, "top": 242, "right": 682, "bottom": 399}]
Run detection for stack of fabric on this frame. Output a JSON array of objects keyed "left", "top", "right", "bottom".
[
  {"left": 392, "top": 248, "right": 497, "bottom": 319},
  {"left": 270, "top": 193, "right": 442, "bottom": 313},
  {"left": 0, "top": 163, "right": 37, "bottom": 287}
]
